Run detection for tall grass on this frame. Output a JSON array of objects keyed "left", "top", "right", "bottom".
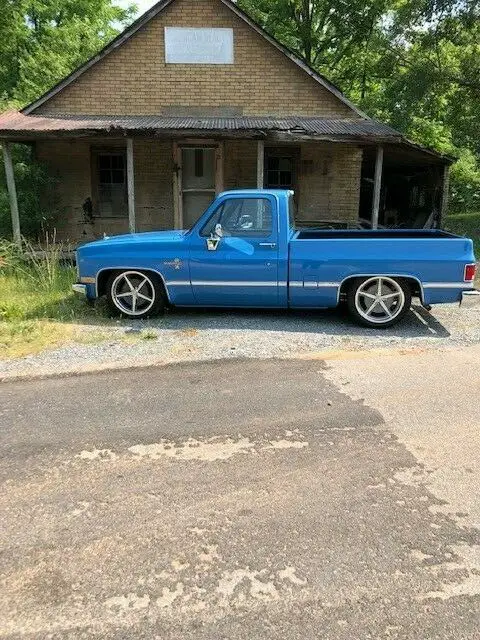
[
  {"left": 0, "top": 232, "right": 72, "bottom": 292},
  {"left": 0, "top": 236, "right": 99, "bottom": 357}
]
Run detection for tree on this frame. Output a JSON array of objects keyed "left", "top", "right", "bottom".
[
  {"left": 238, "top": 0, "right": 392, "bottom": 71},
  {"left": 0, "top": 0, "right": 136, "bottom": 238},
  {"left": 238, "top": 0, "right": 480, "bottom": 212},
  {"left": 0, "top": 0, "right": 136, "bottom": 109}
]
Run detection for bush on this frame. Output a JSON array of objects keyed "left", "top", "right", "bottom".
[
  {"left": 444, "top": 212, "right": 480, "bottom": 256},
  {"left": 449, "top": 150, "right": 480, "bottom": 214},
  {"left": 0, "top": 144, "right": 60, "bottom": 239}
]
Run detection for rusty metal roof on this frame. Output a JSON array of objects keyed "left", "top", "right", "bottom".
[
  {"left": 0, "top": 111, "right": 401, "bottom": 138},
  {"left": 0, "top": 111, "right": 453, "bottom": 163}
]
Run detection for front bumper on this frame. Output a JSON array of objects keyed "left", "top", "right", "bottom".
[
  {"left": 72, "top": 283, "right": 87, "bottom": 296},
  {"left": 460, "top": 289, "right": 480, "bottom": 309}
]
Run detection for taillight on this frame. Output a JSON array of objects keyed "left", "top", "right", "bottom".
[{"left": 464, "top": 264, "right": 476, "bottom": 282}]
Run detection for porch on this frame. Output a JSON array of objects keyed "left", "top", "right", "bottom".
[{"left": 0, "top": 112, "right": 452, "bottom": 243}]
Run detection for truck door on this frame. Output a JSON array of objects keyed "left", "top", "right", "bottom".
[{"left": 188, "top": 194, "right": 280, "bottom": 307}]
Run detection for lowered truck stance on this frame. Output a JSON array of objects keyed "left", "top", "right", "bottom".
[{"left": 74, "top": 189, "right": 479, "bottom": 328}]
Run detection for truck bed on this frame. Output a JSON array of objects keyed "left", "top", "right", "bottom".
[
  {"left": 295, "top": 229, "right": 458, "bottom": 240},
  {"left": 288, "top": 230, "right": 474, "bottom": 308}
]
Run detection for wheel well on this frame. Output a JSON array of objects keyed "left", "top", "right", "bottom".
[
  {"left": 339, "top": 276, "right": 423, "bottom": 302},
  {"left": 96, "top": 269, "right": 169, "bottom": 301}
]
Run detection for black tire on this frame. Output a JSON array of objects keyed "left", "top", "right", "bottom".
[
  {"left": 346, "top": 276, "right": 411, "bottom": 328},
  {"left": 106, "top": 270, "right": 165, "bottom": 319}
]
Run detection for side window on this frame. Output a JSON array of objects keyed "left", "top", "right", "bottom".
[
  {"left": 92, "top": 150, "right": 128, "bottom": 217},
  {"left": 200, "top": 198, "right": 273, "bottom": 238}
]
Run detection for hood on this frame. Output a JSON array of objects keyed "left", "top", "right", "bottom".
[{"left": 78, "top": 230, "right": 187, "bottom": 250}]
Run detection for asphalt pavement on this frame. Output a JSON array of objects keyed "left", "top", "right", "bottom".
[{"left": 1, "top": 352, "right": 479, "bottom": 638}]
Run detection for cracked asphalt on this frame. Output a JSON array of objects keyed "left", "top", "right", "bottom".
[{"left": 1, "top": 351, "right": 479, "bottom": 638}]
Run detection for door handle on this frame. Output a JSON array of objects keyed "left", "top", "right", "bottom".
[{"left": 259, "top": 242, "right": 277, "bottom": 248}]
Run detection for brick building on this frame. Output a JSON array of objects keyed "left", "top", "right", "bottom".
[{"left": 0, "top": 0, "right": 451, "bottom": 243}]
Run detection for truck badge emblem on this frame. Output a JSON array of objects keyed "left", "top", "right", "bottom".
[
  {"left": 164, "top": 258, "right": 182, "bottom": 269},
  {"left": 207, "top": 238, "right": 220, "bottom": 251}
]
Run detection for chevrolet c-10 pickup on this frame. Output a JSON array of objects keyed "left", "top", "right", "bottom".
[{"left": 73, "top": 189, "right": 479, "bottom": 328}]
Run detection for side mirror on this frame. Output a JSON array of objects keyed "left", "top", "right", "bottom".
[{"left": 214, "top": 223, "right": 224, "bottom": 238}]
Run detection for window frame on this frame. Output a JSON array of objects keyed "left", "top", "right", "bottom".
[
  {"left": 264, "top": 147, "right": 300, "bottom": 191},
  {"left": 199, "top": 196, "right": 275, "bottom": 239},
  {"left": 91, "top": 147, "right": 128, "bottom": 218}
]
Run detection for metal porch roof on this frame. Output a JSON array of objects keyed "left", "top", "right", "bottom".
[{"left": 0, "top": 111, "right": 400, "bottom": 138}]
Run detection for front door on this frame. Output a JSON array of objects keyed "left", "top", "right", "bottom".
[
  {"left": 188, "top": 194, "right": 280, "bottom": 307},
  {"left": 178, "top": 146, "right": 220, "bottom": 229}
]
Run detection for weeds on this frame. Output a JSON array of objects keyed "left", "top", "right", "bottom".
[
  {"left": 0, "top": 235, "right": 102, "bottom": 358},
  {"left": 140, "top": 329, "right": 158, "bottom": 340}
]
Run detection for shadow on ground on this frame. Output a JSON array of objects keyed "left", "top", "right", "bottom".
[{"left": 27, "top": 295, "right": 451, "bottom": 341}]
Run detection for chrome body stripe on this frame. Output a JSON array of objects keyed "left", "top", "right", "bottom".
[
  {"left": 423, "top": 282, "right": 474, "bottom": 289},
  {"left": 191, "top": 281, "right": 278, "bottom": 287},
  {"left": 166, "top": 280, "right": 191, "bottom": 286},
  {"left": 289, "top": 281, "right": 340, "bottom": 288}
]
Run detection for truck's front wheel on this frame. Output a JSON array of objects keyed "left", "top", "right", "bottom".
[
  {"left": 347, "top": 276, "right": 411, "bottom": 328},
  {"left": 106, "top": 270, "right": 165, "bottom": 319}
]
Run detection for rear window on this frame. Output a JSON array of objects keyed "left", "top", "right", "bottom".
[{"left": 288, "top": 192, "right": 296, "bottom": 231}]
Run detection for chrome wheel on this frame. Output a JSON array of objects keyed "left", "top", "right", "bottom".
[
  {"left": 110, "top": 271, "right": 156, "bottom": 316},
  {"left": 354, "top": 276, "right": 405, "bottom": 325}
]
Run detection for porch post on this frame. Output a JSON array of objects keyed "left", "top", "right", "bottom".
[
  {"left": 439, "top": 164, "right": 450, "bottom": 227},
  {"left": 2, "top": 141, "right": 21, "bottom": 246},
  {"left": 126, "top": 138, "right": 136, "bottom": 233},
  {"left": 371, "top": 145, "right": 384, "bottom": 230},
  {"left": 257, "top": 140, "right": 264, "bottom": 188}
]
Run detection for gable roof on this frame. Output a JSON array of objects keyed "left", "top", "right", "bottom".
[{"left": 22, "top": 0, "right": 367, "bottom": 118}]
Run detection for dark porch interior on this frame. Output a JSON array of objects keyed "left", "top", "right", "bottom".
[{"left": 360, "top": 144, "right": 448, "bottom": 229}]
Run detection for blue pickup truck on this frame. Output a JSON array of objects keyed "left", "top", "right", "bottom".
[{"left": 74, "top": 189, "right": 479, "bottom": 328}]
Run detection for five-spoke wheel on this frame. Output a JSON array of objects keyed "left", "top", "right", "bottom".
[
  {"left": 106, "top": 270, "right": 165, "bottom": 319},
  {"left": 347, "top": 276, "right": 411, "bottom": 328}
]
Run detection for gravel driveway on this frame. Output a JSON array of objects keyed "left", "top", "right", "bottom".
[{"left": 1, "top": 301, "right": 479, "bottom": 381}]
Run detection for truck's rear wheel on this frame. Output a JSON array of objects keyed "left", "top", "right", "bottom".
[
  {"left": 347, "top": 276, "right": 411, "bottom": 328},
  {"left": 106, "top": 270, "right": 165, "bottom": 319}
]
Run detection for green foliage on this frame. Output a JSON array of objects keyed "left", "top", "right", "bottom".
[
  {"left": 238, "top": 0, "right": 480, "bottom": 212},
  {"left": 0, "top": 1, "right": 136, "bottom": 239},
  {"left": 0, "top": 233, "right": 71, "bottom": 295},
  {"left": 444, "top": 212, "right": 480, "bottom": 256},
  {"left": 0, "top": 144, "right": 60, "bottom": 238},
  {"left": 449, "top": 152, "right": 480, "bottom": 213},
  {"left": 0, "top": 0, "right": 135, "bottom": 108},
  {"left": 0, "top": 236, "right": 78, "bottom": 322}
]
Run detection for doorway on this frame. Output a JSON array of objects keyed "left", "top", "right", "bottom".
[{"left": 174, "top": 144, "right": 223, "bottom": 229}]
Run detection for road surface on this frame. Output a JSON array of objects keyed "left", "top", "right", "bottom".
[{"left": 1, "top": 347, "right": 479, "bottom": 638}]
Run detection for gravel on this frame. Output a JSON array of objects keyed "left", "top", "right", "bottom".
[{"left": 1, "top": 302, "right": 479, "bottom": 381}]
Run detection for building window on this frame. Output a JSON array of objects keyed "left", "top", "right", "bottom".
[
  {"left": 194, "top": 148, "right": 204, "bottom": 177},
  {"left": 92, "top": 150, "right": 127, "bottom": 217},
  {"left": 266, "top": 156, "right": 294, "bottom": 187},
  {"left": 264, "top": 149, "right": 299, "bottom": 190}
]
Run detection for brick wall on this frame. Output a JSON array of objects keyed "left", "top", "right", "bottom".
[
  {"left": 35, "top": 0, "right": 357, "bottom": 119},
  {"left": 224, "top": 141, "right": 257, "bottom": 189},
  {"left": 36, "top": 139, "right": 174, "bottom": 241},
  {"left": 36, "top": 138, "right": 361, "bottom": 242},
  {"left": 298, "top": 143, "right": 362, "bottom": 223}
]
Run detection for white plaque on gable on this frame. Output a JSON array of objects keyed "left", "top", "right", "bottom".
[{"left": 164, "top": 27, "right": 234, "bottom": 64}]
